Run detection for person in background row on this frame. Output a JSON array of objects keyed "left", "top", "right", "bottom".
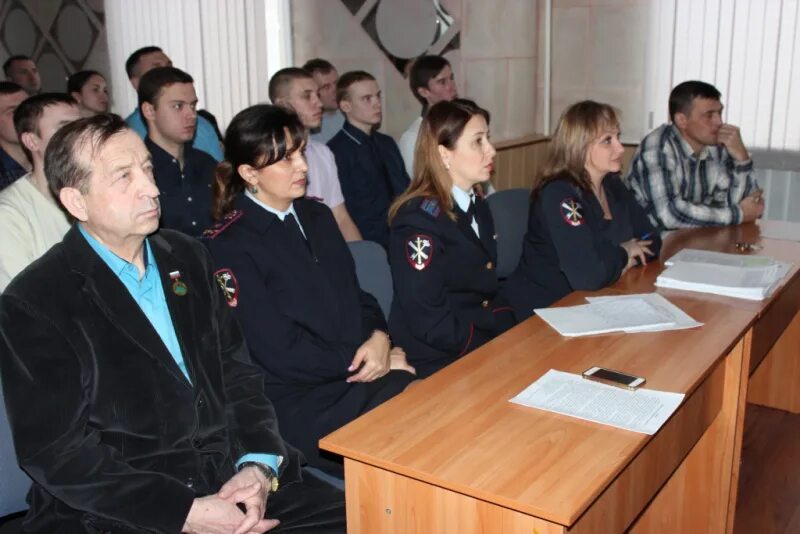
[
  {"left": 3, "top": 55, "right": 41, "bottom": 95},
  {"left": 398, "top": 55, "right": 457, "bottom": 177},
  {"left": 501, "top": 101, "right": 661, "bottom": 322},
  {"left": 388, "top": 99, "right": 515, "bottom": 378},
  {"left": 0, "top": 82, "right": 30, "bottom": 190},
  {"left": 626, "top": 80, "right": 762, "bottom": 229},
  {"left": 205, "top": 105, "right": 414, "bottom": 475},
  {"left": 304, "top": 58, "right": 345, "bottom": 144},
  {"left": 0, "top": 93, "right": 79, "bottom": 291},
  {"left": 269, "top": 67, "right": 362, "bottom": 241},
  {"left": 0, "top": 113, "right": 346, "bottom": 533},
  {"left": 124, "top": 45, "right": 224, "bottom": 161},
  {"left": 328, "top": 71, "right": 410, "bottom": 248},
  {"left": 139, "top": 66, "right": 216, "bottom": 236},
  {"left": 67, "top": 70, "right": 110, "bottom": 117}
]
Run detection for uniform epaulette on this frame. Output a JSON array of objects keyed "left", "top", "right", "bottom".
[
  {"left": 202, "top": 210, "right": 243, "bottom": 239},
  {"left": 418, "top": 197, "right": 441, "bottom": 218}
]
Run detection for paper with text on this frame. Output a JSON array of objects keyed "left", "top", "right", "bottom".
[
  {"left": 534, "top": 297, "right": 675, "bottom": 336},
  {"left": 510, "top": 370, "right": 685, "bottom": 435},
  {"left": 586, "top": 293, "right": 702, "bottom": 332}
]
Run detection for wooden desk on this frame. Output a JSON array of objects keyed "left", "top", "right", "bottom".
[{"left": 321, "top": 222, "right": 800, "bottom": 533}]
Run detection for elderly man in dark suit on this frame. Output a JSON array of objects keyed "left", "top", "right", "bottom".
[{"left": 0, "top": 114, "right": 345, "bottom": 533}]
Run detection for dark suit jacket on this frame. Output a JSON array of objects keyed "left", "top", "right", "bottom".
[
  {"left": 204, "top": 196, "right": 410, "bottom": 466},
  {"left": 388, "top": 195, "right": 514, "bottom": 378},
  {"left": 0, "top": 226, "right": 302, "bottom": 533}
]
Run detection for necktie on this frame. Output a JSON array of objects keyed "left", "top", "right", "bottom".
[
  {"left": 467, "top": 193, "right": 480, "bottom": 237},
  {"left": 283, "top": 213, "right": 309, "bottom": 252}
]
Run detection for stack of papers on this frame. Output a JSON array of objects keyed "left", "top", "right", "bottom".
[
  {"left": 510, "top": 369, "right": 685, "bottom": 434},
  {"left": 658, "top": 249, "right": 793, "bottom": 300},
  {"left": 534, "top": 293, "right": 701, "bottom": 337}
]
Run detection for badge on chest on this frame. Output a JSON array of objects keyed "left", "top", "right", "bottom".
[
  {"left": 406, "top": 234, "right": 433, "bottom": 271},
  {"left": 214, "top": 268, "right": 240, "bottom": 307}
]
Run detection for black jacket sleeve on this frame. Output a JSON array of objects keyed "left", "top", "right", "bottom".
[
  {"left": 539, "top": 181, "right": 628, "bottom": 290},
  {"left": 0, "top": 295, "right": 196, "bottom": 534}
]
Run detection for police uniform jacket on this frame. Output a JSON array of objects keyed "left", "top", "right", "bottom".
[
  {"left": 501, "top": 172, "right": 662, "bottom": 321},
  {"left": 388, "top": 195, "right": 513, "bottom": 378},
  {"left": 204, "top": 195, "right": 412, "bottom": 467},
  {"left": 0, "top": 226, "right": 302, "bottom": 533}
]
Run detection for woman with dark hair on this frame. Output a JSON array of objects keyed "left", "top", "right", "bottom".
[
  {"left": 387, "top": 98, "right": 515, "bottom": 379},
  {"left": 204, "top": 104, "right": 414, "bottom": 475},
  {"left": 66, "top": 70, "right": 109, "bottom": 116},
  {"left": 500, "top": 100, "right": 661, "bottom": 322}
]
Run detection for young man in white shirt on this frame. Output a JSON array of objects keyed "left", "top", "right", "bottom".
[{"left": 0, "top": 93, "right": 80, "bottom": 290}]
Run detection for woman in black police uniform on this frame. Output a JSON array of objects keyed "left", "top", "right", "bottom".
[
  {"left": 387, "top": 99, "right": 515, "bottom": 379},
  {"left": 501, "top": 100, "right": 661, "bottom": 322},
  {"left": 204, "top": 105, "right": 414, "bottom": 475}
]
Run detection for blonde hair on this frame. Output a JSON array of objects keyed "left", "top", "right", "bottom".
[
  {"left": 533, "top": 100, "right": 620, "bottom": 198},
  {"left": 388, "top": 98, "right": 490, "bottom": 224}
]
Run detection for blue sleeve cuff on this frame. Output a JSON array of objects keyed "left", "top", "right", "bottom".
[{"left": 236, "top": 453, "right": 281, "bottom": 474}]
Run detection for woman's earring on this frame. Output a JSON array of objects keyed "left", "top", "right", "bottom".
[
  {"left": 249, "top": 184, "right": 258, "bottom": 194},
  {"left": 444, "top": 161, "right": 451, "bottom": 171}
]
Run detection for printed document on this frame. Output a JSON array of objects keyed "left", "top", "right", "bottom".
[
  {"left": 510, "top": 369, "right": 685, "bottom": 435},
  {"left": 534, "top": 297, "right": 675, "bottom": 336},
  {"left": 585, "top": 293, "right": 702, "bottom": 332}
]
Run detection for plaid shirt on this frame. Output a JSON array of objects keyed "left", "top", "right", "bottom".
[{"left": 625, "top": 123, "right": 758, "bottom": 229}]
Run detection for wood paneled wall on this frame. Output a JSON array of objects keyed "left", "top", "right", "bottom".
[{"left": 492, "top": 136, "right": 639, "bottom": 192}]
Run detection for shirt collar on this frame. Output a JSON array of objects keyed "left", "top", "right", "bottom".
[
  {"left": 342, "top": 120, "right": 372, "bottom": 144},
  {"left": 668, "top": 123, "right": 714, "bottom": 161},
  {"left": 244, "top": 190, "right": 299, "bottom": 222},
  {"left": 451, "top": 184, "right": 474, "bottom": 213},
  {"left": 145, "top": 137, "right": 191, "bottom": 167},
  {"left": 78, "top": 223, "right": 155, "bottom": 280}
]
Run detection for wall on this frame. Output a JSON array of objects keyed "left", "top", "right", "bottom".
[
  {"left": 551, "top": 0, "right": 649, "bottom": 143},
  {"left": 291, "top": 0, "right": 544, "bottom": 142},
  {"left": 0, "top": 0, "right": 109, "bottom": 93}
]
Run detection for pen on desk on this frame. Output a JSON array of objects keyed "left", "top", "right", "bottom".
[{"left": 640, "top": 232, "right": 652, "bottom": 240}]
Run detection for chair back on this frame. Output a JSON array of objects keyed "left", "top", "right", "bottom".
[
  {"left": 487, "top": 188, "right": 531, "bottom": 278},
  {"left": 348, "top": 240, "right": 393, "bottom": 321}
]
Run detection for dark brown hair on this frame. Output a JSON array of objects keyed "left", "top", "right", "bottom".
[
  {"left": 14, "top": 92, "right": 78, "bottom": 164},
  {"left": 44, "top": 113, "right": 127, "bottom": 196},
  {"left": 388, "top": 98, "right": 489, "bottom": 224},
  {"left": 335, "top": 70, "right": 376, "bottom": 104},
  {"left": 212, "top": 104, "right": 306, "bottom": 220},
  {"left": 408, "top": 55, "right": 451, "bottom": 111}
]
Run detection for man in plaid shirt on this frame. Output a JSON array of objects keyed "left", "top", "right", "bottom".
[{"left": 626, "top": 81, "right": 763, "bottom": 230}]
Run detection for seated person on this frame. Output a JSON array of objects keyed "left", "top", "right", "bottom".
[
  {"left": 304, "top": 58, "right": 345, "bottom": 144},
  {"left": 626, "top": 80, "right": 762, "bottom": 229},
  {"left": 501, "top": 101, "right": 661, "bottom": 322},
  {"left": 204, "top": 105, "right": 415, "bottom": 475},
  {"left": 67, "top": 70, "right": 110, "bottom": 117},
  {"left": 327, "top": 71, "right": 409, "bottom": 248},
  {"left": 0, "top": 114, "right": 345, "bottom": 533},
  {"left": 398, "top": 55, "right": 457, "bottom": 177},
  {"left": 139, "top": 67, "right": 216, "bottom": 236},
  {"left": 0, "top": 82, "right": 29, "bottom": 190},
  {"left": 269, "top": 67, "right": 362, "bottom": 241},
  {"left": 0, "top": 93, "right": 80, "bottom": 291},
  {"left": 387, "top": 99, "right": 515, "bottom": 379},
  {"left": 124, "top": 45, "right": 223, "bottom": 161}
]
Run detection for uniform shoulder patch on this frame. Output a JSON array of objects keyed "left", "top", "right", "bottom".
[
  {"left": 559, "top": 197, "right": 584, "bottom": 227},
  {"left": 418, "top": 198, "right": 441, "bottom": 218},
  {"left": 406, "top": 234, "right": 434, "bottom": 271},
  {"left": 214, "top": 268, "right": 239, "bottom": 307},
  {"left": 202, "top": 210, "right": 243, "bottom": 239}
]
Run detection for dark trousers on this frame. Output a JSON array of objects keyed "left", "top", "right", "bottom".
[{"left": 269, "top": 470, "right": 346, "bottom": 533}]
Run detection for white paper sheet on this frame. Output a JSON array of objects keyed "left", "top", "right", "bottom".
[
  {"left": 664, "top": 248, "right": 775, "bottom": 268},
  {"left": 586, "top": 293, "right": 703, "bottom": 332},
  {"left": 534, "top": 297, "right": 675, "bottom": 337},
  {"left": 656, "top": 260, "right": 793, "bottom": 300},
  {"left": 510, "top": 369, "right": 685, "bottom": 435}
]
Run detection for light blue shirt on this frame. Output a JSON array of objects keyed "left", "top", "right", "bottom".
[
  {"left": 79, "top": 225, "right": 280, "bottom": 473},
  {"left": 451, "top": 185, "right": 479, "bottom": 237},
  {"left": 126, "top": 108, "right": 223, "bottom": 162},
  {"left": 311, "top": 109, "right": 345, "bottom": 144},
  {"left": 245, "top": 191, "right": 306, "bottom": 238},
  {"left": 79, "top": 225, "right": 189, "bottom": 382}
]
